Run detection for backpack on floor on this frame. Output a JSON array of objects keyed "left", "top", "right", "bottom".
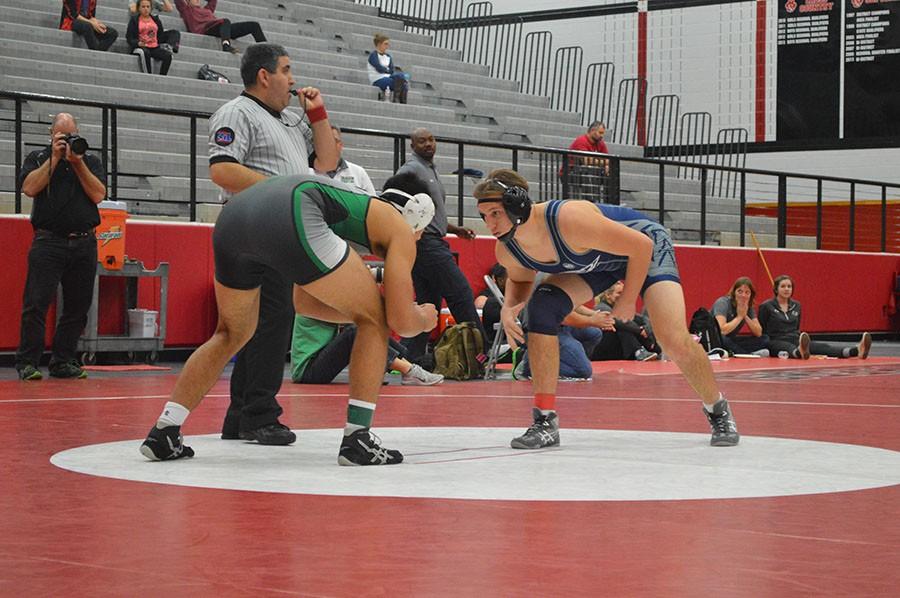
[
  {"left": 433, "top": 322, "right": 486, "bottom": 380},
  {"left": 198, "top": 64, "right": 229, "bottom": 84},
  {"left": 689, "top": 307, "right": 724, "bottom": 353}
]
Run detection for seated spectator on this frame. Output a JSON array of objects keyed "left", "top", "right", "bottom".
[
  {"left": 759, "top": 274, "right": 872, "bottom": 359},
  {"left": 515, "top": 305, "right": 607, "bottom": 381},
  {"left": 174, "top": 0, "right": 266, "bottom": 53},
  {"left": 476, "top": 263, "right": 506, "bottom": 344},
  {"left": 127, "top": 0, "right": 177, "bottom": 75},
  {"left": 60, "top": 0, "right": 119, "bottom": 52},
  {"left": 514, "top": 274, "right": 606, "bottom": 380},
  {"left": 560, "top": 121, "right": 610, "bottom": 202},
  {"left": 320, "top": 126, "right": 376, "bottom": 195},
  {"left": 590, "top": 281, "right": 659, "bottom": 361},
  {"left": 291, "top": 315, "right": 444, "bottom": 386},
  {"left": 128, "top": 0, "right": 172, "bottom": 13},
  {"left": 367, "top": 33, "right": 409, "bottom": 103},
  {"left": 712, "top": 277, "right": 769, "bottom": 356}
]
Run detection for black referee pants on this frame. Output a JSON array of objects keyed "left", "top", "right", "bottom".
[
  {"left": 223, "top": 266, "right": 292, "bottom": 434},
  {"left": 402, "top": 235, "right": 483, "bottom": 360}
]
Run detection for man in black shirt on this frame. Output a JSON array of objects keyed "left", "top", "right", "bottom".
[{"left": 15, "top": 113, "right": 106, "bottom": 380}]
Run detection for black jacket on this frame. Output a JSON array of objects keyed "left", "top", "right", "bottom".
[{"left": 126, "top": 13, "right": 168, "bottom": 50}]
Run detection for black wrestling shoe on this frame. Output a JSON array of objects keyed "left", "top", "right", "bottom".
[
  {"left": 48, "top": 361, "right": 87, "bottom": 379},
  {"left": 704, "top": 399, "right": 740, "bottom": 447},
  {"left": 140, "top": 425, "right": 195, "bottom": 461},
  {"left": 239, "top": 422, "right": 296, "bottom": 445},
  {"left": 338, "top": 429, "right": 403, "bottom": 466}
]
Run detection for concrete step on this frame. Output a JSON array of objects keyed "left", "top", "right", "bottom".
[
  {"left": 0, "top": 57, "right": 464, "bottom": 129},
  {"left": 466, "top": 98, "right": 582, "bottom": 127},
  {"left": 719, "top": 230, "right": 817, "bottom": 249},
  {"left": 438, "top": 82, "right": 547, "bottom": 110},
  {"left": 3, "top": 74, "right": 497, "bottom": 143},
  {"left": 665, "top": 211, "right": 777, "bottom": 234},
  {"left": 310, "top": 16, "right": 434, "bottom": 47},
  {"left": 340, "top": 30, "right": 461, "bottom": 61}
]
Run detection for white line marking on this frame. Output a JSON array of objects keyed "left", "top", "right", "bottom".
[{"left": 1, "top": 393, "right": 897, "bottom": 409}]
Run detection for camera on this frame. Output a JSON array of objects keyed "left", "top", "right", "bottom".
[
  {"left": 369, "top": 265, "right": 384, "bottom": 284},
  {"left": 63, "top": 134, "right": 89, "bottom": 156}
]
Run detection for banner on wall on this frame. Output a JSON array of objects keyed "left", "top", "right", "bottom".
[
  {"left": 775, "top": 0, "right": 842, "bottom": 141},
  {"left": 844, "top": 0, "right": 900, "bottom": 139}
]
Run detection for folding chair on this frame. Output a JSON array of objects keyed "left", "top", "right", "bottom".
[{"left": 482, "top": 274, "right": 508, "bottom": 380}]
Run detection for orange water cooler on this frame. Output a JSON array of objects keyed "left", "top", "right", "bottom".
[{"left": 96, "top": 200, "right": 127, "bottom": 270}]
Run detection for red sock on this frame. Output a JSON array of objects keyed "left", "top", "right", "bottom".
[{"left": 535, "top": 393, "right": 556, "bottom": 413}]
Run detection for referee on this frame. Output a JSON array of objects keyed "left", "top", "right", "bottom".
[{"left": 208, "top": 43, "right": 338, "bottom": 445}]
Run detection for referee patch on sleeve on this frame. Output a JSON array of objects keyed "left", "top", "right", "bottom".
[{"left": 214, "top": 127, "right": 235, "bottom": 146}]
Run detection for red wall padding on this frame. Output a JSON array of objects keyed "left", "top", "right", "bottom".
[{"left": 1, "top": 215, "right": 897, "bottom": 352}]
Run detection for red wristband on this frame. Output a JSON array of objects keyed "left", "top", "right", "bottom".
[{"left": 306, "top": 105, "right": 328, "bottom": 124}]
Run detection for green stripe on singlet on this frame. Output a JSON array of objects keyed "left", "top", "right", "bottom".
[{"left": 291, "top": 181, "right": 372, "bottom": 273}]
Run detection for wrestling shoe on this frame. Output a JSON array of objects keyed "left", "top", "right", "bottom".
[
  {"left": 704, "top": 399, "right": 740, "bottom": 446},
  {"left": 17, "top": 365, "right": 42, "bottom": 381},
  {"left": 798, "top": 332, "right": 811, "bottom": 360},
  {"left": 858, "top": 332, "right": 872, "bottom": 359},
  {"left": 401, "top": 364, "right": 444, "bottom": 386},
  {"left": 239, "top": 422, "right": 296, "bottom": 445},
  {"left": 48, "top": 361, "right": 87, "bottom": 379},
  {"left": 635, "top": 348, "right": 659, "bottom": 362},
  {"left": 510, "top": 408, "right": 560, "bottom": 449},
  {"left": 338, "top": 429, "right": 403, "bottom": 465},
  {"left": 140, "top": 425, "right": 195, "bottom": 461}
]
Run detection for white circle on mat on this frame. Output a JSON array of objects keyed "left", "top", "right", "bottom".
[{"left": 51, "top": 428, "right": 900, "bottom": 501}]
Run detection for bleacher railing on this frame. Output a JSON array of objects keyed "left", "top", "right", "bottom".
[
  {"left": 355, "top": 0, "right": 751, "bottom": 194},
  {"left": 3, "top": 90, "right": 899, "bottom": 252}
]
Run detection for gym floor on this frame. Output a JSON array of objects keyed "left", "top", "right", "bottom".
[{"left": 1, "top": 347, "right": 899, "bottom": 596}]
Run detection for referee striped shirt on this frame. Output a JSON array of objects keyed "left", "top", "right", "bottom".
[{"left": 208, "top": 92, "right": 315, "bottom": 202}]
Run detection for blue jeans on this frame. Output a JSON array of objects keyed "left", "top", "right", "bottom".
[{"left": 523, "top": 326, "right": 603, "bottom": 379}]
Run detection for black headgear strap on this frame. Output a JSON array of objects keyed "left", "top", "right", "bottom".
[{"left": 477, "top": 179, "right": 532, "bottom": 244}]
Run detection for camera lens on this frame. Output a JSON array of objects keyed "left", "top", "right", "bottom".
[{"left": 66, "top": 135, "right": 88, "bottom": 155}]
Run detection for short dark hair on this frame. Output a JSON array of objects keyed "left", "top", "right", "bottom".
[
  {"left": 489, "top": 263, "right": 507, "bottom": 280},
  {"left": 240, "top": 43, "right": 289, "bottom": 87},
  {"left": 382, "top": 171, "right": 429, "bottom": 196}
]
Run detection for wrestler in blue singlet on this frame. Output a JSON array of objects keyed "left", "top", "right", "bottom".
[{"left": 504, "top": 200, "right": 680, "bottom": 294}]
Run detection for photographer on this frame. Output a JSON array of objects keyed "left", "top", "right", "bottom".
[{"left": 15, "top": 113, "right": 106, "bottom": 380}]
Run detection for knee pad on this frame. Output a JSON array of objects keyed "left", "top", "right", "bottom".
[{"left": 526, "top": 284, "right": 573, "bottom": 336}]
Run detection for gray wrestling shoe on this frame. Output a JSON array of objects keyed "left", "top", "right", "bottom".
[
  {"left": 704, "top": 399, "right": 740, "bottom": 447},
  {"left": 510, "top": 408, "right": 560, "bottom": 449}
]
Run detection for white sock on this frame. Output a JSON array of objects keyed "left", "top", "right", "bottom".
[
  {"left": 156, "top": 401, "right": 190, "bottom": 429},
  {"left": 704, "top": 394, "right": 725, "bottom": 413}
]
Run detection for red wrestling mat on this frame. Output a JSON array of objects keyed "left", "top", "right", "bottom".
[{"left": 595, "top": 355, "right": 900, "bottom": 376}]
